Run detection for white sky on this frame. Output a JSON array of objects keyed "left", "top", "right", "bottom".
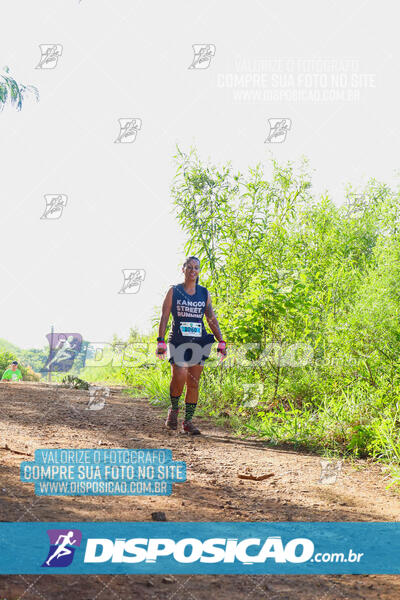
[{"left": 0, "top": 0, "right": 399, "bottom": 349}]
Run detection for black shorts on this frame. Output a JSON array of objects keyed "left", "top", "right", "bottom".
[{"left": 167, "top": 334, "right": 215, "bottom": 366}]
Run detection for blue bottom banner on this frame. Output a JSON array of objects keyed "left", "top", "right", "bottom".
[{"left": 0, "top": 522, "right": 398, "bottom": 574}]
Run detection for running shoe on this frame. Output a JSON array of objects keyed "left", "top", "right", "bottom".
[
  {"left": 165, "top": 408, "right": 179, "bottom": 430},
  {"left": 182, "top": 420, "right": 201, "bottom": 435}
]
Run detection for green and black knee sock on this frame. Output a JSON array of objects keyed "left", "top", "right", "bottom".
[
  {"left": 170, "top": 394, "right": 181, "bottom": 410},
  {"left": 184, "top": 402, "right": 197, "bottom": 422}
]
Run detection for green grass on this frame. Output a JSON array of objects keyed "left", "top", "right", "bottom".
[{"left": 121, "top": 361, "right": 400, "bottom": 490}]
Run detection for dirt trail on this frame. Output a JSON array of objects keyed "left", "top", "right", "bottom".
[{"left": 0, "top": 382, "right": 399, "bottom": 599}]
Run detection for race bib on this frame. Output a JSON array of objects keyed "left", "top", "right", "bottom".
[
  {"left": 180, "top": 322, "right": 202, "bottom": 337},
  {"left": 11, "top": 374, "right": 17, "bottom": 381}
]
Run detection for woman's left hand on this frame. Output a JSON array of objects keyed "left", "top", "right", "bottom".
[{"left": 217, "top": 340, "right": 227, "bottom": 358}]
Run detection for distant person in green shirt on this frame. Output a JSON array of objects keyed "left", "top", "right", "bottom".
[{"left": 1, "top": 360, "right": 23, "bottom": 382}]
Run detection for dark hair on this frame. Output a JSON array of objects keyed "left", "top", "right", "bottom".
[
  {"left": 183, "top": 256, "right": 200, "bottom": 285},
  {"left": 11, "top": 361, "right": 18, "bottom": 365}
]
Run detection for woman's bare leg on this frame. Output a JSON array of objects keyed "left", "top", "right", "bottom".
[
  {"left": 185, "top": 364, "right": 204, "bottom": 404},
  {"left": 170, "top": 364, "right": 187, "bottom": 397}
]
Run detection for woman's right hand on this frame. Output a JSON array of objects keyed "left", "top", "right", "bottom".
[{"left": 156, "top": 341, "right": 167, "bottom": 356}]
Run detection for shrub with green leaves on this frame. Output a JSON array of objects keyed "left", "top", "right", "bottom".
[{"left": 0, "top": 66, "right": 39, "bottom": 111}]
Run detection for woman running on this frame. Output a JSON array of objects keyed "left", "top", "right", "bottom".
[{"left": 157, "top": 256, "right": 227, "bottom": 435}]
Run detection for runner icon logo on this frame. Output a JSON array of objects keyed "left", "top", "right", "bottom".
[
  {"left": 265, "top": 118, "right": 292, "bottom": 143},
  {"left": 35, "top": 44, "right": 63, "bottom": 69},
  {"left": 114, "top": 118, "right": 142, "bottom": 143},
  {"left": 188, "top": 44, "right": 216, "bottom": 69},
  {"left": 42, "top": 333, "right": 83, "bottom": 373},
  {"left": 87, "top": 385, "right": 110, "bottom": 410},
  {"left": 40, "top": 194, "right": 68, "bottom": 220},
  {"left": 118, "top": 269, "right": 146, "bottom": 294},
  {"left": 42, "top": 529, "right": 82, "bottom": 568},
  {"left": 319, "top": 460, "right": 342, "bottom": 485}
]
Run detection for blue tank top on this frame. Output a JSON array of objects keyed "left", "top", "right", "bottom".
[{"left": 168, "top": 283, "right": 210, "bottom": 344}]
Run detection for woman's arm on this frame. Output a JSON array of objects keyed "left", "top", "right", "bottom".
[
  {"left": 204, "top": 291, "right": 224, "bottom": 342},
  {"left": 158, "top": 287, "right": 173, "bottom": 340}
]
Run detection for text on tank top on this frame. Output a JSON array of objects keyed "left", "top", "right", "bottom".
[{"left": 169, "top": 283, "right": 208, "bottom": 341}]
